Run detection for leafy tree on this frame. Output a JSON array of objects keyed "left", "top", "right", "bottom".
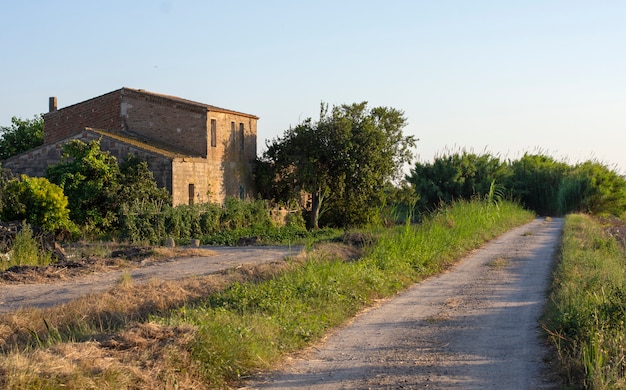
[
  {"left": 256, "top": 102, "right": 416, "bottom": 228},
  {"left": 46, "top": 139, "right": 122, "bottom": 232},
  {"left": 0, "top": 115, "right": 44, "bottom": 159},
  {"left": 0, "top": 175, "right": 74, "bottom": 232},
  {"left": 118, "top": 154, "right": 171, "bottom": 208},
  {"left": 46, "top": 140, "right": 172, "bottom": 233}
]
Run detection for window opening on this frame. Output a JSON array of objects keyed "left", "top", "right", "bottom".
[
  {"left": 210, "top": 119, "right": 217, "bottom": 147},
  {"left": 188, "top": 183, "right": 195, "bottom": 205},
  {"left": 239, "top": 123, "right": 245, "bottom": 150}
]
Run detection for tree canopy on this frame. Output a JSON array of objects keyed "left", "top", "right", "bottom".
[
  {"left": 0, "top": 115, "right": 44, "bottom": 159},
  {"left": 256, "top": 102, "right": 416, "bottom": 228}
]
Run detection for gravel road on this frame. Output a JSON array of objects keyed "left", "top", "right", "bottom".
[
  {"left": 244, "top": 218, "right": 563, "bottom": 389},
  {"left": 0, "top": 246, "right": 302, "bottom": 312}
]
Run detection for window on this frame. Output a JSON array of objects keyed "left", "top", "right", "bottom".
[
  {"left": 188, "top": 183, "right": 195, "bottom": 205},
  {"left": 231, "top": 121, "right": 235, "bottom": 144},
  {"left": 210, "top": 119, "right": 217, "bottom": 147},
  {"left": 239, "top": 123, "right": 245, "bottom": 150}
]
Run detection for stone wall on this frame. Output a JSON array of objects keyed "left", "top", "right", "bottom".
[
  {"left": 3, "top": 130, "right": 173, "bottom": 193},
  {"left": 170, "top": 158, "right": 255, "bottom": 206}
]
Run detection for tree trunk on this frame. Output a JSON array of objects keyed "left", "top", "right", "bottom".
[{"left": 310, "top": 190, "right": 322, "bottom": 229}]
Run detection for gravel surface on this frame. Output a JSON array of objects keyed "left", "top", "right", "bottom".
[
  {"left": 0, "top": 246, "right": 302, "bottom": 312},
  {"left": 244, "top": 218, "right": 563, "bottom": 389}
]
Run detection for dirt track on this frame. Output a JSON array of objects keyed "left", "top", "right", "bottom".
[
  {"left": 0, "top": 246, "right": 302, "bottom": 312},
  {"left": 244, "top": 218, "right": 563, "bottom": 389}
]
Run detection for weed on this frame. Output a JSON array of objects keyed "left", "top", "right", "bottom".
[
  {"left": 0, "top": 222, "right": 53, "bottom": 271},
  {"left": 487, "top": 257, "right": 509, "bottom": 269},
  {"left": 117, "top": 271, "right": 133, "bottom": 288}
]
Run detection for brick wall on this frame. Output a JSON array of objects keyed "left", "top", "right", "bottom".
[
  {"left": 44, "top": 90, "right": 122, "bottom": 144},
  {"left": 121, "top": 89, "right": 208, "bottom": 157}
]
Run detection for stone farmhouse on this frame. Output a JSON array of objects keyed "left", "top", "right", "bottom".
[{"left": 3, "top": 88, "right": 258, "bottom": 206}]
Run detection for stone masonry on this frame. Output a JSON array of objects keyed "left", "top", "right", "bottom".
[{"left": 3, "top": 88, "right": 258, "bottom": 206}]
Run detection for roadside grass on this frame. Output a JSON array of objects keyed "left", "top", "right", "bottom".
[
  {"left": 0, "top": 200, "right": 534, "bottom": 389},
  {"left": 543, "top": 214, "right": 626, "bottom": 389}
]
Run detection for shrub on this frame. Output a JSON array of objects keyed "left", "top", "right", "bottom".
[
  {"left": 406, "top": 150, "right": 507, "bottom": 214},
  {"left": 0, "top": 175, "right": 74, "bottom": 232}
]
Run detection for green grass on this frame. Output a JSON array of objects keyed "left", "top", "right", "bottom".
[
  {"left": 158, "top": 200, "right": 534, "bottom": 387},
  {"left": 0, "top": 222, "right": 53, "bottom": 271},
  {"left": 543, "top": 214, "right": 626, "bottom": 389}
]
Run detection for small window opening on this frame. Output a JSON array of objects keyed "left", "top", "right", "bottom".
[
  {"left": 188, "top": 183, "right": 195, "bottom": 205},
  {"left": 210, "top": 119, "right": 217, "bottom": 147},
  {"left": 239, "top": 123, "right": 245, "bottom": 150}
]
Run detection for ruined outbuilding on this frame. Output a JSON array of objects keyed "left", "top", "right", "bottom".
[{"left": 3, "top": 88, "right": 258, "bottom": 205}]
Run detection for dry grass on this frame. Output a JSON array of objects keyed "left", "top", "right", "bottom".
[
  {"left": 0, "top": 242, "right": 344, "bottom": 388},
  {"left": 0, "top": 243, "right": 317, "bottom": 353},
  {"left": 0, "top": 323, "right": 206, "bottom": 390},
  {"left": 0, "top": 251, "right": 311, "bottom": 388},
  {"left": 150, "top": 247, "right": 217, "bottom": 259}
]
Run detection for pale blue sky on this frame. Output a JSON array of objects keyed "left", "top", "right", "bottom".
[{"left": 2, "top": 1, "right": 625, "bottom": 173}]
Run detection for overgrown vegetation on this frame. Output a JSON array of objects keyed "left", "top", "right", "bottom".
[
  {"left": 0, "top": 200, "right": 534, "bottom": 388},
  {"left": 407, "top": 150, "right": 626, "bottom": 217},
  {"left": 46, "top": 139, "right": 170, "bottom": 235},
  {"left": 543, "top": 214, "right": 626, "bottom": 389},
  {"left": 120, "top": 196, "right": 336, "bottom": 245}
]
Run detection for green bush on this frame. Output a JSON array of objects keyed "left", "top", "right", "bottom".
[
  {"left": 406, "top": 150, "right": 508, "bottom": 214},
  {"left": 120, "top": 198, "right": 287, "bottom": 245},
  {"left": 0, "top": 175, "right": 74, "bottom": 232}
]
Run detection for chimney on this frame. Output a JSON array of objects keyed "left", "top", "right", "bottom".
[{"left": 49, "top": 97, "right": 57, "bottom": 112}]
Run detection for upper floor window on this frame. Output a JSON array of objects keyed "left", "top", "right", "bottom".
[
  {"left": 239, "top": 123, "right": 245, "bottom": 150},
  {"left": 210, "top": 119, "right": 217, "bottom": 147}
]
